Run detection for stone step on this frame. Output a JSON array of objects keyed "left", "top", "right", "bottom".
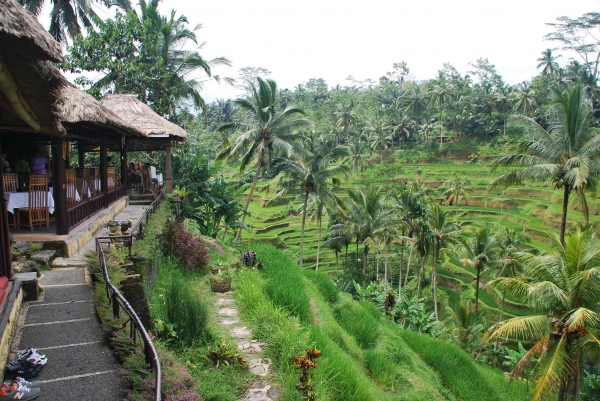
[
  {"left": 35, "top": 285, "right": 92, "bottom": 304},
  {"left": 230, "top": 327, "right": 252, "bottom": 339},
  {"left": 20, "top": 319, "right": 101, "bottom": 349},
  {"left": 25, "top": 300, "right": 92, "bottom": 325},
  {"left": 218, "top": 307, "right": 238, "bottom": 317},
  {"left": 248, "top": 358, "right": 272, "bottom": 377},
  {"left": 39, "top": 269, "right": 86, "bottom": 286}
]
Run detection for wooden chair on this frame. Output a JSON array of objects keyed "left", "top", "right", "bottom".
[
  {"left": 89, "top": 167, "right": 101, "bottom": 196},
  {"left": 76, "top": 168, "right": 90, "bottom": 200},
  {"left": 66, "top": 169, "right": 77, "bottom": 207},
  {"left": 3, "top": 173, "right": 17, "bottom": 192},
  {"left": 107, "top": 167, "right": 116, "bottom": 189},
  {"left": 15, "top": 175, "right": 49, "bottom": 231},
  {"left": 17, "top": 173, "right": 29, "bottom": 192}
]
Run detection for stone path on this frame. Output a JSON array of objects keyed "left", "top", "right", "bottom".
[
  {"left": 12, "top": 268, "right": 124, "bottom": 400},
  {"left": 214, "top": 291, "right": 281, "bottom": 401},
  {"left": 10, "top": 204, "right": 150, "bottom": 400}
]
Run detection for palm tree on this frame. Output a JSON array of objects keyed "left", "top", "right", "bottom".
[
  {"left": 403, "top": 83, "right": 428, "bottom": 121},
  {"left": 537, "top": 49, "right": 562, "bottom": 76},
  {"left": 19, "top": 0, "right": 120, "bottom": 42},
  {"left": 269, "top": 146, "right": 349, "bottom": 267},
  {"left": 334, "top": 102, "right": 356, "bottom": 144},
  {"left": 486, "top": 228, "right": 600, "bottom": 401},
  {"left": 217, "top": 78, "right": 311, "bottom": 242},
  {"left": 512, "top": 82, "right": 538, "bottom": 117},
  {"left": 445, "top": 301, "right": 485, "bottom": 354},
  {"left": 490, "top": 84, "right": 600, "bottom": 245},
  {"left": 491, "top": 228, "right": 531, "bottom": 322},
  {"left": 346, "top": 137, "right": 368, "bottom": 172},
  {"left": 459, "top": 226, "right": 498, "bottom": 313},
  {"left": 363, "top": 119, "right": 391, "bottom": 165},
  {"left": 443, "top": 171, "right": 471, "bottom": 221},
  {"left": 429, "top": 205, "right": 460, "bottom": 320},
  {"left": 306, "top": 193, "right": 345, "bottom": 271},
  {"left": 428, "top": 74, "right": 453, "bottom": 139},
  {"left": 140, "top": 3, "right": 231, "bottom": 110},
  {"left": 342, "top": 187, "right": 393, "bottom": 287}
]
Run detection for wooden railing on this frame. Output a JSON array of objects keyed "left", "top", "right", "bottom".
[
  {"left": 68, "top": 194, "right": 105, "bottom": 229},
  {"left": 107, "top": 185, "right": 126, "bottom": 206},
  {"left": 94, "top": 188, "right": 164, "bottom": 401}
]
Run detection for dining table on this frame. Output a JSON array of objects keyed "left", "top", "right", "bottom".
[{"left": 3, "top": 191, "right": 55, "bottom": 214}]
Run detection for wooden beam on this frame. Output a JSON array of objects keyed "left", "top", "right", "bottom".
[
  {"left": 100, "top": 132, "right": 108, "bottom": 208},
  {"left": 0, "top": 136, "right": 13, "bottom": 278},
  {"left": 53, "top": 137, "right": 69, "bottom": 235},
  {"left": 165, "top": 142, "right": 172, "bottom": 193},
  {"left": 120, "top": 135, "right": 127, "bottom": 190}
]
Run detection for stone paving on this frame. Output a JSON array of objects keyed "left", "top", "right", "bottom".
[{"left": 213, "top": 291, "right": 281, "bottom": 401}]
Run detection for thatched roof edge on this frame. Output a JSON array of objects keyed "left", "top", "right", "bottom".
[
  {"left": 100, "top": 94, "right": 188, "bottom": 140},
  {"left": 0, "top": 0, "right": 63, "bottom": 62}
]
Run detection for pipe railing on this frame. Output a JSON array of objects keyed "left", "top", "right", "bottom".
[{"left": 95, "top": 189, "right": 164, "bottom": 401}]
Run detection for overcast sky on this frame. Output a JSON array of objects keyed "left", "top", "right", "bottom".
[{"left": 74, "top": 0, "right": 600, "bottom": 102}]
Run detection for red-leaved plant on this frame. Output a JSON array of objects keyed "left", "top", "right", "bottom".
[
  {"left": 166, "top": 221, "right": 210, "bottom": 271},
  {"left": 292, "top": 346, "right": 321, "bottom": 401}
]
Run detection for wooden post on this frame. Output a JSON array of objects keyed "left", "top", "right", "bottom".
[
  {"left": 53, "top": 137, "right": 69, "bottom": 235},
  {"left": 78, "top": 143, "right": 85, "bottom": 168},
  {"left": 120, "top": 136, "right": 127, "bottom": 190},
  {"left": 0, "top": 137, "right": 13, "bottom": 279},
  {"left": 100, "top": 132, "right": 108, "bottom": 208},
  {"left": 165, "top": 141, "right": 172, "bottom": 193}
]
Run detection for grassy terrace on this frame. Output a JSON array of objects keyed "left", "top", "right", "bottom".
[{"left": 227, "top": 151, "right": 600, "bottom": 320}]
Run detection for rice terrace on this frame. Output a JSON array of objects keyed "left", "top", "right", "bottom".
[{"left": 2, "top": 0, "right": 600, "bottom": 401}]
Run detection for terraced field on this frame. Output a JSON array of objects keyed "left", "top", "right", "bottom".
[{"left": 230, "top": 149, "right": 600, "bottom": 319}]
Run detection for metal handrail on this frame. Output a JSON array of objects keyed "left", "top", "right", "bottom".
[{"left": 95, "top": 189, "right": 164, "bottom": 401}]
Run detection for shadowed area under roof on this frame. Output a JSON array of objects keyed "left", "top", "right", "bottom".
[
  {"left": 0, "top": 0, "right": 63, "bottom": 63},
  {"left": 100, "top": 94, "right": 188, "bottom": 140}
]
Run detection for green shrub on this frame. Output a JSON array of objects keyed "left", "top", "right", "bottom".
[{"left": 304, "top": 270, "right": 339, "bottom": 303}]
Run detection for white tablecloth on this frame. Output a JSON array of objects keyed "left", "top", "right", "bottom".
[
  {"left": 49, "top": 186, "right": 83, "bottom": 202},
  {"left": 4, "top": 192, "right": 55, "bottom": 214}
]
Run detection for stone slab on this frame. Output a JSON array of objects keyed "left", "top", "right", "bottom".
[
  {"left": 25, "top": 301, "right": 92, "bottom": 325},
  {"left": 31, "top": 251, "right": 57, "bottom": 264},
  {"left": 213, "top": 298, "right": 234, "bottom": 306},
  {"left": 230, "top": 327, "right": 252, "bottom": 339},
  {"left": 37, "top": 370, "right": 125, "bottom": 401},
  {"left": 39, "top": 269, "right": 86, "bottom": 286},
  {"left": 51, "top": 257, "right": 88, "bottom": 268},
  {"left": 37, "top": 285, "right": 92, "bottom": 304},
  {"left": 218, "top": 318, "right": 240, "bottom": 326},
  {"left": 29, "top": 342, "right": 118, "bottom": 381},
  {"left": 19, "top": 319, "right": 100, "bottom": 349},
  {"left": 217, "top": 307, "right": 238, "bottom": 317}
]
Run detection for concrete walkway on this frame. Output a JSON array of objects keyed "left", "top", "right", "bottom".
[{"left": 11, "top": 204, "right": 150, "bottom": 400}]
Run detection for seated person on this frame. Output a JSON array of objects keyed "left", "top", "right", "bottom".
[
  {"left": 30, "top": 145, "right": 47, "bottom": 175},
  {"left": 15, "top": 151, "right": 30, "bottom": 173}
]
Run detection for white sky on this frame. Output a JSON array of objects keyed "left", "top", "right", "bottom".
[{"left": 51, "top": 0, "right": 600, "bottom": 103}]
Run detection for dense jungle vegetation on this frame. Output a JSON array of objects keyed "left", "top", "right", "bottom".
[{"left": 29, "top": 0, "right": 600, "bottom": 398}]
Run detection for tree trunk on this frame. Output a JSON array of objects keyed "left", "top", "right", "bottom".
[
  {"left": 362, "top": 246, "right": 369, "bottom": 288},
  {"left": 398, "top": 250, "right": 403, "bottom": 298},
  {"left": 299, "top": 189, "right": 309, "bottom": 267},
  {"left": 559, "top": 183, "right": 570, "bottom": 246},
  {"left": 235, "top": 158, "right": 263, "bottom": 243},
  {"left": 416, "top": 255, "right": 425, "bottom": 299},
  {"left": 475, "top": 267, "right": 481, "bottom": 314},
  {"left": 432, "top": 243, "right": 439, "bottom": 321},
  {"left": 383, "top": 243, "right": 389, "bottom": 292},
  {"left": 404, "top": 241, "right": 415, "bottom": 289},
  {"left": 316, "top": 219, "right": 322, "bottom": 271},
  {"left": 499, "top": 289, "right": 506, "bottom": 322},
  {"left": 376, "top": 249, "right": 380, "bottom": 281}
]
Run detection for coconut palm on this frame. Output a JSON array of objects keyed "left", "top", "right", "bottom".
[
  {"left": 306, "top": 193, "right": 345, "bottom": 271},
  {"left": 342, "top": 187, "right": 393, "bottom": 287},
  {"left": 490, "top": 84, "right": 600, "bottom": 245},
  {"left": 217, "top": 78, "right": 311, "bottom": 242},
  {"left": 268, "top": 146, "right": 349, "bottom": 267},
  {"left": 445, "top": 301, "right": 485, "bottom": 354},
  {"left": 512, "top": 82, "right": 538, "bottom": 117},
  {"left": 490, "top": 228, "right": 531, "bottom": 322},
  {"left": 429, "top": 205, "right": 460, "bottom": 320},
  {"left": 403, "top": 83, "right": 428, "bottom": 120},
  {"left": 443, "top": 171, "right": 471, "bottom": 221},
  {"left": 428, "top": 74, "right": 453, "bottom": 138},
  {"left": 334, "top": 102, "right": 356, "bottom": 144},
  {"left": 18, "top": 0, "right": 116, "bottom": 42},
  {"left": 459, "top": 226, "right": 498, "bottom": 314},
  {"left": 486, "top": 228, "right": 600, "bottom": 401},
  {"left": 346, "top": 137, "right": 368, "bottom": 172},
  {"left": 363, "top": 119, "right": 391, "bottom": 165},
  {"left": 537, "top": 49, "right": 562, "bottom": 76}
]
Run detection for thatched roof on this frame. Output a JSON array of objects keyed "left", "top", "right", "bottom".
[
  {"left": 101, "top": 94, "right": 188, "bottom": 140},
  {"left": 54, "top": 84, "right": 146, "bottom": 137},
  {"left": 0, "top": 0, "right": 63, "bottom": 63}
]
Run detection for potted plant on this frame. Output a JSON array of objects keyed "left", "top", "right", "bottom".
[
  {"left": 106, "top": 220, "right": 121, "bottom": 236},
  {"left": 210, "top": 269, "right": 233, "bottom": 293}
]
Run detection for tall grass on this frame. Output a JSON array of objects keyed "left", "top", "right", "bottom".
[
  {"left": 303, "top": 270, "right": 339, "bottom": 303},
  {"left": 254, "top": 243, "right": 312, "bottom": 323},
  {"left": 399, "top": 329, "right": 528, "bottom": 401},
  {"left": 334, "top": 298, "right": 379, "bottom": 348},
  {"left": 149, "top": 257, "right": 210, "bottom": 346}
]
